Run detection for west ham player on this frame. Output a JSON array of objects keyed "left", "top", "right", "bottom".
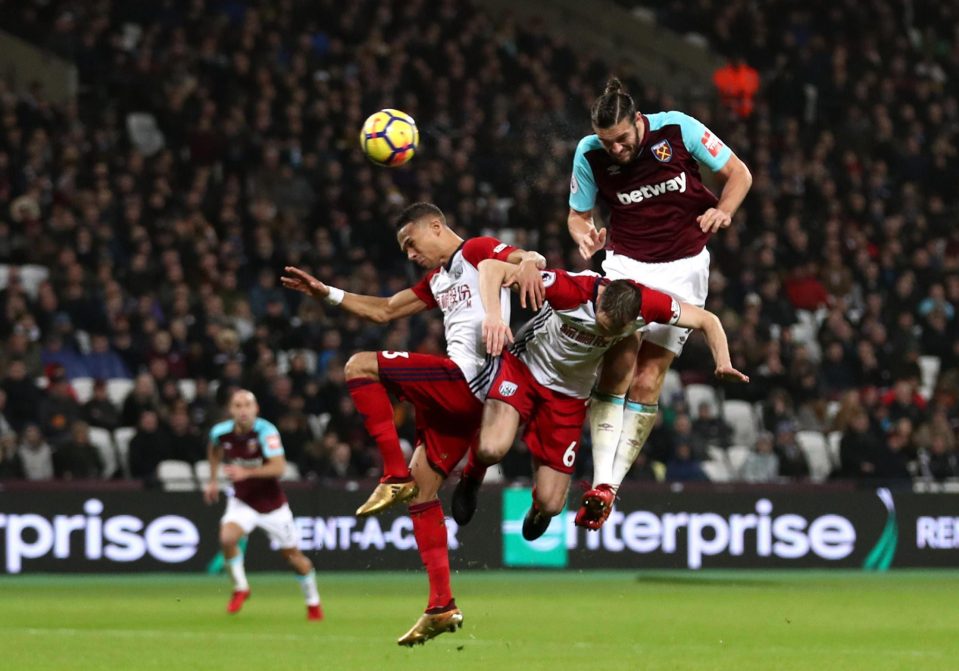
[
  {"left": 281, "top": 202, "right": 544, "bottom": 645},
  {"left": 567, "top": 78, "right": 752, "bottom": 527},
  {"left": 472, "top": 259, "right": 747, "bottom": 539},
  {"left": 204, "top": 389, "right": 322, "bottom": 620}
]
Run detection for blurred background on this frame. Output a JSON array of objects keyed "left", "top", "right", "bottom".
[{"left": 0, "top": 0, "right": 957, "bottom": 561}]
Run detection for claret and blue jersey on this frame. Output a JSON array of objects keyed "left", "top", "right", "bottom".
[
  {"left": 209, "top": 417, "right": 287, "bottom": 513},
  {"left": 570, "top": 111, "right": 733, "bottom": 263}
]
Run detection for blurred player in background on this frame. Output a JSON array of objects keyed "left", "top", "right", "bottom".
[
  {"left": 282, "top": 202, "right": 544, "bottom": 645},
  {"left": 568, "top": 77, "right": 753, "bottom": 527},
  {"left": 468, "top": 259, "right": 747, "bottom": 539},
  {"left": 204, "top": 389, "right": 323, "bottom": 620}
]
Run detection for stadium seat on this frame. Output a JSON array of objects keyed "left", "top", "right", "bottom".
[
  {"left": 72, "top": 377, "right": 94, "bottom": 404},
  {"left": 195, "top": 460, "right": 228, "bottom": 487},
  {"left": 126, "top": 112, "right": 165, "bottom": 156},
  {"left": 157, "top": 460, "right": 197, "bottom": 491},
  {"left": 113, "top": 427, "right": 136, "bottom": 477},
  {"left": 701, "top": 459, "right": 732, "bottom": 482},
  {"left": 106, "top": 378, "right": 135, "bottom": 407},
  {"left": 685, "top": 384, "right": 718, "bottom": 416},
  {"left": 726, "top": 445, "right": 752, "bottom": 475},
  {"left": 918, "top": 355, "right": 940, "bottom": 399},
  {"left": 18, "top": 264, "right": 50, "bottom": 299},
  {"left": 827, "top": 431, "right": 843, "bottom": 469},
  {"left": 796, "top": 430, "right": 832, "bottom": 481},
  {"left": 660, "top": 369, "right": 683, "bottom": 406},
  {"left": 88, "top": 427, "right": 117, "bottom": 479},
  {"left": 177, "top": 379, "right": 197, "bottom": 403},
  {"left": 280, "top": 462, "right": 301, "bottom": 481},
  {"left": 722, "top": 399, "right": 758, "bottom": 447},
  {"left": 307, "top": 413, "right": 331, "bottom": 440}
]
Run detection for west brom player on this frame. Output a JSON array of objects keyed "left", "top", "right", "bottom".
[
  {"left": 281, "top": 202, "right": 545, "bottom": 645},
  {"left": 568, "top": 78, "right": 752, "bottom": 528},
  {"left": 470, "top": 259, "right": 747, "bottom": 539},
  {"left": 205, "top": 389, "right": 323, "bottom": 620}
]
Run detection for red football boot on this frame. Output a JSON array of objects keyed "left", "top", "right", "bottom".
[
  {"left": 307, "top": 604, "right": 324, "bottom": 621},
  {"left": 226, "top": 590, "right": 251, "bottom": 614},
  {"left": 574, "top": 484, "right": 616, "bottom": 530}
]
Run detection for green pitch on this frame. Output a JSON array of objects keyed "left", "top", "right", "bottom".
[{"left": 1, "top": 571, "right": 956, "bottom": 670}]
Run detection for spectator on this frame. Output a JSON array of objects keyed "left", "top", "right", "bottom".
[
  {"left": 691, "top": 402, "right": 732, "bottom": 449},
  {"left": 121, "top": 373, "right": 160, "bottom": 427},
  {"left": 17, "top": 424, "right": 54, "bottom": 480},
  {"left": 713, "top": 55, "right": 759, "bottom": 118},
  {"left": 83, "top": 379, "right": 121, "bottom": 430},
  {"left": 773, "top": 421, "right": 809, "bottom": 479},
  {"left": 740, "top": 432, "right": 779, "bottom": 483},
  {"left": 666, "top": 442, "right": 709, "bottom": 482},
  {"left": 128, "top": 410, "right": 174, "bottom": 485},
  {"left": 83, "top": 333, "right": 132, "bottom": 380},
  {"left": 54, "top": 420, "right": 104, "bottom": 480},
  {"left": 167, "top": 408, "right": 205, "bottom": 465},
  {"left": 0, "top": 433, "right": 24, "bottom": 479},
  {"left": 37, "top": 367, "right": 82, "bottom": 445},
  {"left": 2, "top": 360, "right": 42, "bottom": 431},
  {"left": 838, "top": 410, "right": 883, "bottom": 479}
]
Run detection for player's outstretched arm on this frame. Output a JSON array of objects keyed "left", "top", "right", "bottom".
[
  {"left": 478, "top": 259, "right": 517, "bottom": 356},
  {"left": 674, "top": 303, "right": 749, "bottom": 383},
  {"left": 504, "top": 249, "right": 547, "bottom": 310},
  {"left": 568, "top": 208, "right": 607, "bottom": 260},
  {"left": 281, "top": 266, "right": 428, "bottom": 324}
]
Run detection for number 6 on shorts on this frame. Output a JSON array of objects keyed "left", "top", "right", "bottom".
[{"left": 563, "top": 441, "right": 577, "bottom": 467}]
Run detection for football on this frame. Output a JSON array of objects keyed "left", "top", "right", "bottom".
[{"left": 359, "top": 109, "right": 419, "bottom": 167}]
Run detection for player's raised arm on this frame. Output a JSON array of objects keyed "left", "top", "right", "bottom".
[
  {"left": 477, "top": 259, "right": 518, "bottom": 356},
  {"left": 281, "top": 266, "right": 428, "bottom": 324},
  {"left": 673, "top": 303, "right": 749, "bottom": 383}
]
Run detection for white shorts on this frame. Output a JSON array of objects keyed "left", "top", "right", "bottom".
[
  {"left": 602, "top": 247, "right": 710, "bottom": 355},
  {"left": 221, "top": 497, "right": 300, "bottom": 549}
]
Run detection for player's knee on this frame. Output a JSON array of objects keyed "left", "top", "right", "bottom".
[
  {"left": 475, "top": 440, "right": 505, "bottom": 466},
  {"left": 535, "top": 495, "right": 565, "bottom": 517},
  {"left": 344, "top": 351, "right": 377, "bottom": 380},
  {"left": 630, "top": 366, "right": 665, "bottom": 402}
]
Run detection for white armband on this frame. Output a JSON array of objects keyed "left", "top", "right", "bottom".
[{"left": 325, "top": 287, "right": 345, "bottom": 306}]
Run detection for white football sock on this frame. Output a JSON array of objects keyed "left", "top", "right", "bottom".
[
  {"left": 298, "top": 569, "right": 321, "bottom": 606},
  {"left": 589, "top": 392, "right": 626, "bottom": 487},
  {"left": 609, "top": 401, "right": 658, "bottom": 490},
  {"left": 227, "top": 554, "right": 249, "bottom": 592}
]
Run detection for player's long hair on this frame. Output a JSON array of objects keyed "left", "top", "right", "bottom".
[
  {"left": 599, "top": 280, "right": 643, "bottom": 331},
  {"left": 591, "top": 77, "right": 637, "bottom": 129}
]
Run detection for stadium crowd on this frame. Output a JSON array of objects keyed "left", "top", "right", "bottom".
[{"left": 1, "top": 0, "right": 958, "bottom": 487}]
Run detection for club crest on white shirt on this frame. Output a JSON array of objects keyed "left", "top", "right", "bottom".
[{"left": 498, "top": 381, "right": 519, "bottom": 397}]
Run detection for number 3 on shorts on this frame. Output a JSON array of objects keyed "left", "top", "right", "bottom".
[
  {"left": 382, "top": 351, "right": 409, "bottom": 359},
  {"left": 563, "top": 441, "right": 577, "bottom": 467}
]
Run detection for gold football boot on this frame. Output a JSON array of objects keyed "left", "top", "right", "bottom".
[
  {"left": 396, "top": 608, "right": 464, "bottom": 647},
  {"left": 355, "top": 479, "right": 419, "bottom": 517}
]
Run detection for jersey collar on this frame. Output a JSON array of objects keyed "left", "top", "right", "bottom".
[{"left": 443, "top": 241, "right": 465, "bottom": 272}]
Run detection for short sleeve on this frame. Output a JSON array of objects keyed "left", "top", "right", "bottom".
[
  {"left": 461, "top": 237, "right": 517, "bottom": 266},
  {"left": 569, "top": 136, "right": 599, "bottom": 212},
  {"left": 208, "top": 420, "right": 232, "bottom": 445},
  {"left": 639, "top": 287, "right": 681, "bottom": 325},
  {"left": 673, "top": 112, "right": 732, "bottom": 172},
  {"left": 543, "top": 269, "right": 595, "bottom": 310},
  {"left": 256, "top": 419, "right": 285, "bottom": 458},
  {"left": 410, "top": 269, "right": 439, "bottom": 308}
]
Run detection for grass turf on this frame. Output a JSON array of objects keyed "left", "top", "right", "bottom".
[{"left": 1, "top": 570, "right": 956, "bottom": 670}]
